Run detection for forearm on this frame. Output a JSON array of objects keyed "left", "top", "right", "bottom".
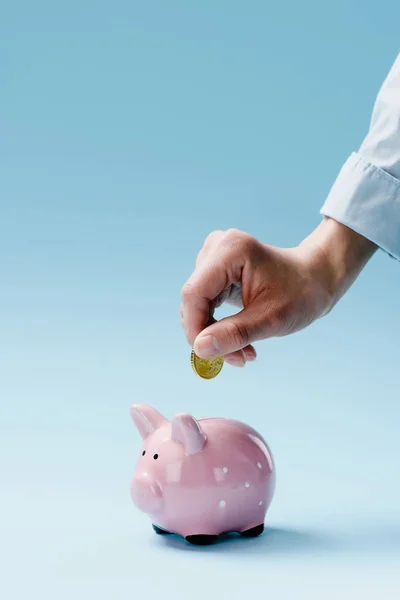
[{"left": 299, "top": 217, "right": 378, "bottom": 308}]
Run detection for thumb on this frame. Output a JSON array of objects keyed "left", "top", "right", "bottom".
[{"left": 193, "top": 304, "right": 273, "bottom": 358}]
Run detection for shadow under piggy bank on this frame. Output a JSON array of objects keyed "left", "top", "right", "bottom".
[
  {"left": 153, "top": 525, "right": 338, "bottom": 556},
  {"left": 156, "top": 521, "right": 400, "bottom": 558}
]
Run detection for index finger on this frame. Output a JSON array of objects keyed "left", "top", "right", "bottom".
[{"left": 181, "top": 260, "right": 230, "bottom": 346}]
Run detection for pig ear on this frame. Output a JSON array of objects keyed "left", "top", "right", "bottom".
[
  {"left": 171, "top": 413, "right": 206, "bottom": 455},
  {"left": 130, "top": 404, "right": 167, "bottom": 439}
]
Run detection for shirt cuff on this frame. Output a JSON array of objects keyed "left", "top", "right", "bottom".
[{"left": 320, "top": 152, "right": 400, "bottom": 261}]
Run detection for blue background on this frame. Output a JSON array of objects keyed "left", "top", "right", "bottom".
[{"left": 1, "top": 1, "right": 399, "bottom": 598}]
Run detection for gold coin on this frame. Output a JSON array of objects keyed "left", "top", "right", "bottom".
[{"left": 191, "top": 349, "right": 224, "bottom": 380}]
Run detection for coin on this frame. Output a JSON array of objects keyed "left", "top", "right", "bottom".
[{"left": 191, "top": 349, "right": 224, "bottom": 380}]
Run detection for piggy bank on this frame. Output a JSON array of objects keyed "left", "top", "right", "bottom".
[{"left": 130, "top": 404, "right": 276, "bottom": 545}]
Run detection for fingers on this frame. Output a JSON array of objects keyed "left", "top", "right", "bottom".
[
  {"left": 224, "top": 348, "right": 246, "bottom": 367},
  {"left": 242, "top": 345, "right": 257, "bottom": 362},
  {"left": 195, "top": 230, "right": 224, "bottom": 267},
  {"left": 193, "top": 303, "right": 274, "bottom": 358},
  {"left": 180, "top": 288, "right": 210, "bottom": 347},
  {"left": 181, "top": 305, "right": 257, "bottom": 367},
  {"left": 181, "top": 236, "right": 243, "bottom": 347},
  {"left": 225, "top": 345, "right": 257, "bottom": 367},
  {"left": 182, "top": 228, "right": 265, "bottom": 359}
]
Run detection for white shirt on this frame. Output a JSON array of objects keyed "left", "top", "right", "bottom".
[{"left": 321, "top": 53, "right": 400, "bottom": 260}]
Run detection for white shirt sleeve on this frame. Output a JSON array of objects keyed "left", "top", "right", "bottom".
[{"left": 320, "top": 53, "right": 400, "bottom": 260}]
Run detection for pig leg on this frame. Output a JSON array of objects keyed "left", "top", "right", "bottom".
[
  {"left": 185, "top": 535, "right": 219, "bottom": 546},
  {"left": 240, "top": 524, "right": 264, "bottom": 538},
  {"left": 152, "top": 524, "right": 172, "bottom": 535}
]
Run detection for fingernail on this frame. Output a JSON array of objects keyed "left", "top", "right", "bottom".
[
  {"left": 194, "top": 335, "right": 220, "bottom": 358},
  {"left": 245, "top": 353, "right": 256, "bottom": 362}
]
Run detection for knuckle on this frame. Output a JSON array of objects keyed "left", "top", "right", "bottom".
[
  {"left": 181, "top": 282, "right": 195, "bottom": 300},
  {"left": 197, "top": 230, "right": 225, "bottom": 266},
  {"left": 222, "top": 229, "right": 256, "bottom": 254},
  {"left": 224, "top": 228, "right": 243, "bottom": 243},
  {"left": 225, "top": 227, "right": 242, "bottom": 237},
  {"left": 204, "top": 229, "right": 223, "bottom": 248}
]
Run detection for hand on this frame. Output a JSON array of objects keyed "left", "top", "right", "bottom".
[{"left": 181, "top": 218, "right": 377, "bottom": 367}]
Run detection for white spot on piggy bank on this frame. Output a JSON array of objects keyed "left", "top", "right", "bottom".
[{"left": 130, "top": 404, "right": 276, "bottom": 546}]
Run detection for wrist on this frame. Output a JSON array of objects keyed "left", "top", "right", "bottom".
[{"left": 299, "top": 217, "right": 377, "bottom": 308}]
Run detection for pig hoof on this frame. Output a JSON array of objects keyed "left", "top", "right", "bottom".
[
  {"left": 185, "top": 535, "right": 218, "bottom": 546},
  {"left": 240, "top": 524, "right": 264, "bottom": 538},
  {"left": 152, "top": 524, "right": 172, "bottom": 535}
]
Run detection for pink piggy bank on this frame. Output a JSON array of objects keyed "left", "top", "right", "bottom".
[{"left": 130, "top": 404, "right": 276, "bottom": 545}]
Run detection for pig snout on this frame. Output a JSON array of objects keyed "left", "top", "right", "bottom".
[{"left": 131, "top": 475, "right": 163, "bottom": 513}]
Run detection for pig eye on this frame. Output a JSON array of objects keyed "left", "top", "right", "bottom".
[
  {"left": 153, "top": 454, "right": 159, "bottom": 460},
  {"left": 142, "top": 450, "right": 146, "bottom": 456}
]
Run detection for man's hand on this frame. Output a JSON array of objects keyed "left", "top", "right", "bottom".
[{"left": 181, "top": 218, "right": 377, "bottom": 367}]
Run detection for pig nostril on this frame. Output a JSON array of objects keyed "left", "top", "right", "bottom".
[
  {"left": 153, "top": 454, "right": 159, "bottom": 460},
  {"left": 142, "top": 450, "right": 146, "bottom": 456}
]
